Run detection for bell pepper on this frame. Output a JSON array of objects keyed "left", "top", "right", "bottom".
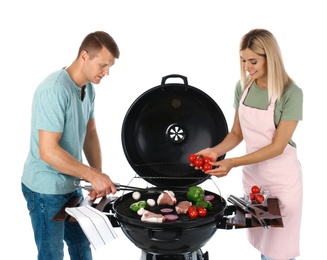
[
  {"left": 196, "top": 199, "right": 212, "bottom": 209},
  {"left": 130, "top": 201, "right": 147, "bottom": 212},
  {"left": 187, "top": 186, "right": 204, "bottom": 202}
]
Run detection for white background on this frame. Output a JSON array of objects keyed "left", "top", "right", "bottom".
[{"left": 1, "top": 0, "right": 325, "bottom": 259}]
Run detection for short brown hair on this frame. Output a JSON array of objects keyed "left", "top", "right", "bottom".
[{"left": 78, "top": 31, "right": 120, "bottom": 59}]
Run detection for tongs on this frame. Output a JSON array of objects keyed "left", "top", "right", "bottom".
[
  {"left": 74, "top": 179, "right": 147, "bottom": 192},
  {"left": 114, "top": 183, "right": 147, "bottom": 192},
  {"left": 227, "top": 194, "right": 281, "bottom": 229}
]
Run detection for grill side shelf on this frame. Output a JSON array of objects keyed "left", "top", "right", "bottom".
[
  {"left": 217, "top": 197, "right": 283, "bottom": 229},
  {"left": 52, "top": 195, "right": 83, "bottom": 222},
  {"left": 52, "top": 195, "right": 120, "bottom": 227}
]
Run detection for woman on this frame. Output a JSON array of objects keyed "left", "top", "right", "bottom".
[{"left": 195, "top": 29, "right": 303, "bottom": 260}]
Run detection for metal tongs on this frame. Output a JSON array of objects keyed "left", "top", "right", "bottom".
[
  {"left": 74, "top": 179, "right": 147, "bottom": 192},
  {"left": 227, "top": 194, "right": 281, "bottom": 229}
]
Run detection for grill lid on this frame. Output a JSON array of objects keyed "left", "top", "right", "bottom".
[{"left": 121, "top": 74, "right": 228, "bottom": 187}]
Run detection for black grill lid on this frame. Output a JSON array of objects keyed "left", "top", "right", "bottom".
[{"left": 121, "top": 74, "right": 228, "bottom": 187}]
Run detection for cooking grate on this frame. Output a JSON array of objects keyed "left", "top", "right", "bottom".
[
  {"left": 113, "top": 189, "right": 226, "bottom": 226},
  {"left": 134, "top": 162, "right": 206, "bottom": 179},
  {"left": 132, "top": 162, "right": 211, "bottom": 187}
]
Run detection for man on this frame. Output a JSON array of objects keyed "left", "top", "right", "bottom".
[{"left": 21, "top": 31, "right": 120, "bottom": 260}]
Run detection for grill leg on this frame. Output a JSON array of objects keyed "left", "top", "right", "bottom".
[
  {"left": 191, "top": 249, "right": 208, "bottom": 260},
  {"left": 191, "top": 251, "right": 197, "bottom": 260},
  {"left": 140, "top": 250, "right": 147, "bottom": 260}
]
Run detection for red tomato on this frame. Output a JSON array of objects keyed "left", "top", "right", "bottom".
[
  {"left": 188, "top": 154, "right": 197, "bottom": 163},
  {"left": 203, "top": 156, "right": 212, "bottom": 164},
  {"left": 193, "top": 157, "right": 204, "bottom": 167},
  {"left": 202, "top": 163, "right": 212, "bottom": 171},
  {"left": 251, "top": 185, "right": 261, "bottom": 194},
  {"left": 188, "top": 206, "right": 198, "bottom": 219},
  {"left": 255, "top": 193, "right": 265, "bottom": 204},
  {"left": 249, "top": 192, "right": 255, "bottom": 201},
  {"left": 197, "top": 206, "right": 207, "bottom": 217}
]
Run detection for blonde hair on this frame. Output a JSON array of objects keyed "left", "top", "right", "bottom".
[{"left": 239, "top": 29, "right": 293, "bottom": 100}]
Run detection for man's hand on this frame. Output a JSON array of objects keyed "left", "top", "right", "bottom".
[{"left": 87, "top": 173, "right": 117, "bottom": 200}]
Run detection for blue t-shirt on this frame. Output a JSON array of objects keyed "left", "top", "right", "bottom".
[{"left": 22, "top": 69, "right": 95, "bottom": 194}]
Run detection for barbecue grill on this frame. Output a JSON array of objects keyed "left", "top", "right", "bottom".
[
  {"left": 54, "top": 74, "right": 283, "bottom": 260},
  {"left": 112, "top": 74, "right": 228, "bottom": 259}
]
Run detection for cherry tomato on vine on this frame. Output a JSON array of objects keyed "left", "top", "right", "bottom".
[
  {"left": 203, "top": 156, "right": 212, "bottom": 164},
  {"left": 188, "top": 154, "right": 197, "bottom": 164},
  {"left": 202, "top": 163, "right": 212, "bottom": 172},
  {"left": 251, "top": 185, "right": 261, "bottom": 194},
  {"left": 193, "top": 157, "right": 204, "bottom": 168},
  {"left": 197, "top": 206, "right": 207, "bottom": 217},
  {"left": 188, "top": 206, "right": 198, "bottom": 219},
  {"left": 249, "top": 192, "right": 255, "bottom": 201},
  {"left": 255, "top": 193, "right": 265, "bottom": 204}
]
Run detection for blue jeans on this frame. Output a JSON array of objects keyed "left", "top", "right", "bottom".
[
  {"left": 261, "top": 254, "right": 296, "bottom": 260},
  {"left": 22, "top": 183, "right": 92, "bottom": 260}
]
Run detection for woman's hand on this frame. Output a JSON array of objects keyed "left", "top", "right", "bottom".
[
  {"left": 194, "top": 148, "right": 219, "bottom": 163},
  {"left": 204, "top": 158, "right": 235, "bottom": 178}
]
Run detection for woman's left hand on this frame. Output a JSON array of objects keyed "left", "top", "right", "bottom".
[{"left": 204, "top": 158, "right": 234, "bottom": 178}]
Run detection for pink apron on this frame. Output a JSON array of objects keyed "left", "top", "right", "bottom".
[{"left": 239, "top": 84, "right": 302, "bottom": 260}]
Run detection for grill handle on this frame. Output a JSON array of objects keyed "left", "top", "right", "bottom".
[
  {"left": 161, "top": 74, "right": 188, "bottom": 86},
  {"left": 148, "top": 228, "right": 183, "bottom": 241}
]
